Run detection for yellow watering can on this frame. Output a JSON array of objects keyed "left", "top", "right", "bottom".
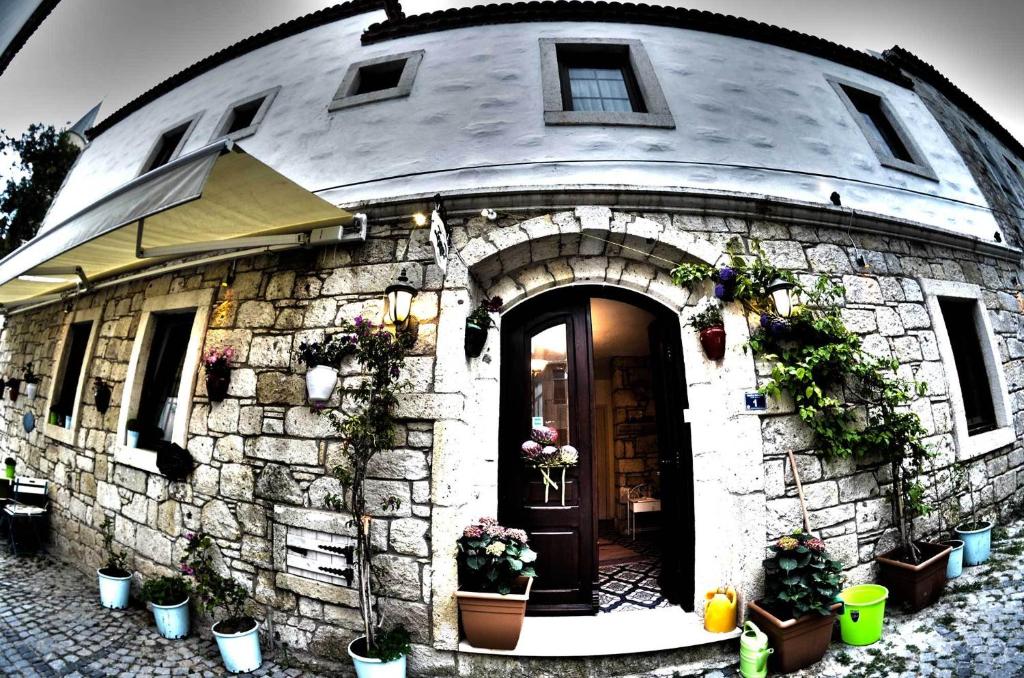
[{"left": 703, "top": 586, "right": 737, "bottom": 633}]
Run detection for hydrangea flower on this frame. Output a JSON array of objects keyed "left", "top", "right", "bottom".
[
  {"left": 777, "top": 536, "right": 799, "bottom": 550},
  {"left": 806, "top": 537, "right": 826, "bottom": 553},
  {"left": 463, "top": 525, "right": 483, "bottom": 539},
  {"left": 531, "top": 426, "right": 558, "bottom": 445},
  {"left": 506, "top": 529, "right": 529, "bottom": 544},
  {"left": 485, "top": 542, "right": 506, "bottom": 556},
  {"left": 717, "top": 267, "right": 735, "bottom": 282}
]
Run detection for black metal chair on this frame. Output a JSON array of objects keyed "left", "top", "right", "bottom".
[{"left": 4, "top": 477, "right": 49, "bottom": 555}]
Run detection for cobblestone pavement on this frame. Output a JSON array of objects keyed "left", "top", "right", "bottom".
[
  {"left": 696, "top": 519, "right": 1024, "bottom": 678},
  {"left": 0, "top": 552, "right": 322, "bottom": 677}
]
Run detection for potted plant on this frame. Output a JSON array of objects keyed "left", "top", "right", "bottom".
[
  {"left": 181, "top": 531, "right": 262, "bottom": 672},
  {"left": 4, "top": 457, "right": 15, "bottom": 480},
  {"left": 465, "top": 296, "right": 502, "bottom": 358},
  {"left": 455, "top": 517, "right": 538, "bottom": 650},
  {"left": 933, "top": 461, "right": 965, "bottom": 579},
  {"left": 97, "top": 516, "right": 132, "bottom": 609},
  {"left": 747, "top": 530, "right": 842, "bottom": 673},
  {"left": 94, "top": 378, "right": 112, "bottom": 414},
  {"left": 203, "top": 346, "right": 234, "bottom": 403},
  {"left": 23, "top": 363, "right": 39, "bottom": 399},
  {"left": 689, "top": 298, "right": 726, "bottom": 360},
  {"left": 6, "top": 377, "right": 20, "bottom": 401},
  {"left": 141, "top": 574, "right": 191, "bottom": 639},
  {"left": 954, "top": 463, "right": 993, "bottom": 566},
  {"left": 297, "top": 335, "right": 354, "bottom": 402},
  {"left": 317, "top": 316, "right": 415, "bottom": 676},
  {"left": 126, "top": 419, "right": 141, "bottom": 448}
]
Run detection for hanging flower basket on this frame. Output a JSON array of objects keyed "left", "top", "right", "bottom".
[
  {"left": 94, "top": 378, "right": 112, "bottom": 414},
  {"left": 464, "top": 296, "right": 502, "bottom": 358},
  {"left": 465, "top": 321, "right": 487, "bottom": 358},
  {"left": 203, "top": 347, "right": 235, "bottom": 403},
  {"left": 699, "top": 326, "right": 726, "bottom": 361}
]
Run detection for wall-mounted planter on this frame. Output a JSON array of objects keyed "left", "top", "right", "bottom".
[
  {"left": 876, "top": 541, "right": 951, "bottom": 612},
  {"left": 94, "top": 381, "right": 112, "bottom": 414},
  {"left": 698, "top": 325, "right": 726, "bottom": 361},
  {"left": 24, "top": 382, "right": 38, "bottom": 400},
  {"left": 206, "top": 371, "right": 230, "bottom": 402},
  {"left": 465, "top": 321, "right": 488, "bottom": 358},
  {"left": 954, "top": 521, "right": 993, "bottom": 566},
  {"left": 7, "top": 379, "right": 20, "bottom": 401},
  {"left": 306, "top": 365, "right": 339, "bottom": 402}
]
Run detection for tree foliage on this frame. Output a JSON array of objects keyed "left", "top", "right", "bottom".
[{"left": 0, "top": 123, "right": 79, "bottom": 257}]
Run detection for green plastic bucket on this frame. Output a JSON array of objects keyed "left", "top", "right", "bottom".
[{"left": 838, "top": 584, "right": 888, "bottom": 646}]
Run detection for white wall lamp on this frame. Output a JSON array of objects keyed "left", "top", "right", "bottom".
[
  {"left": 385, "top": 266, "right": 419, "bottom": 340},
  {"left": 767, "top": 278, "right": 796, "bottom": 318}
]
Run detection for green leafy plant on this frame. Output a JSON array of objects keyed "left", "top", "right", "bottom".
[
  {"left": 688, "top": 304, "right": 723, "bottom": 331},
  {"left": 672, "top": 238, "right": 932, "bottom": 563},
  {"left": 457, "top": 517, "right": 538, "bottom": 595},
  {"left": 101, "top": 515, "right": 130, "bottom": 576},
  {"left": 0, "top": 123, "right": 80, "bottom": 257},
  {"left": 319, "top": 315, "right": 415, "bottom": 655},
  {"left": 141, "top": 574, "right": 190, "bottom": 606},
  {"left": 180, "top": 531, "right": 251, "bottom": 632},
  {"left": 368, "top": 625, "right": 412, "bottom": 662},
  {"left": 466, "top": 296, "right": 503, "bottom": 330},
  {"left": 762, "top": 530, "right": 843, "bottom": 619},
  {"left": 296, "top": 334, "right": 356, "bottom": 369}
]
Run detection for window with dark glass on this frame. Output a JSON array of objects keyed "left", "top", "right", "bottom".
[
  {"left": 557, "top": 45, "right": 644, "bottom": 113},
  {"left": 52, "top": 321, "right": 92, "bottom": 418},
  {"left": 840, "top": 85, "right": 912, "bottom": 163},
  {"left": 135, "top": 311, "right": 195, "bottom": 447},
  {"left": 144, "top": 123, "right": 190, "bottom": 172},
  {"left": 223, "top": 98, "right": 263, "bottom": 135},
  {"left": 353, "top": 59, "right": 406, "bottom": 95},
  {"left": 938, "top": 298, "right": 996, "bottom": 434}
]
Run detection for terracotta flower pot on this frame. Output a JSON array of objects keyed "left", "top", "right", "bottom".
[
  {"left": 456, "top": 576, "right": 532, "bottom": 650},
  {"left": 876, "top": 541, "right": 951, "bottom": 612},
  {"left": 746, "top": 600, "right": 839, "bottom": 674},
  {"left": 464, "top": 321, "right": 488, "bottom": 358},
  {"left": 206, "top": 371, "right": 230, "bottom": 402},
  {"left": 699, "top": 325, "right": 726, "bottom": 361}
]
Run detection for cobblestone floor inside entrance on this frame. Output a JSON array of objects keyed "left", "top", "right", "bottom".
[{"left": 1, "top": 520, "right": 1022, "bottom": 677}]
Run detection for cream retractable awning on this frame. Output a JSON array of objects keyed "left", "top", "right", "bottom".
[{"left": 0, "top": 139, "right": 350, "bottom": 306}]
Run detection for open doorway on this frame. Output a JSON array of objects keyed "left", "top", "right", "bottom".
[{"left": 499, "top": 286, "right": 694, "bottom": 617}]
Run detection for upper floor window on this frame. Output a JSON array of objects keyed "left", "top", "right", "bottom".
[
  {"left": 922, "top": 279, "right": 1014, "bottom": 460},
  {"left": 141, "top": 116, "right": 200, "bottom": 174},
  {"left": 44, "top": 306, "right": 102, "bottom": 444},
  {"left": 212, "top": 87, "right": 280, "bottom": 142},
  {"left": 828, "top": 77, "right": 935, "bottom": 180},
  {"left": 540, "top": 38, "right": 674, "bottom": 129},
  {"left": 329, "top": 50, "right": 424, "bottom": 111}
]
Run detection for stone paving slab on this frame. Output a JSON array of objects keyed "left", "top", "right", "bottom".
[{"left": 0, "top": 552, "right": 321, "bottom": 677}]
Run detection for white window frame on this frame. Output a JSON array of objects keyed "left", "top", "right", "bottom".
[
  {"left": 43, "top": 306, "right": 102, "bottom": 444},
  {"left": 921, "top": 279, "right": 1014, "bottom": 459},
  {"left": 328, "top": 50, "right": 425, "bottom": 111},
  {"left": 114, "top": 288, "right": 213, "bottom": 473},
  {"left": 210, "top": 86, "right": 281, "bottom": 142}
]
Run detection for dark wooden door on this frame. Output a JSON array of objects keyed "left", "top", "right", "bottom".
[
  {"left": 649, "top": 318, "right": 695, "bottom": 610},
  {"left": 499, "top": 291, "right": 596, "bottom": 615}
]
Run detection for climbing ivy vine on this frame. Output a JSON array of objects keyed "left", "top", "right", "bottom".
[{"left": 672, "top": 238, "right": 932, "bottom": 562}]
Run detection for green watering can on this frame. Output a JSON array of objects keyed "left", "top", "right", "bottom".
[{"left": 739, "top": 621, "right": 773, "bottom": 678}]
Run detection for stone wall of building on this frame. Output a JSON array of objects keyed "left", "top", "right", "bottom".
[
  {"left": 609, "top": 357, "right": 659, "bottom": 532},
  {"left": 1, "top": 207, "right": 1023, "bottom": 674}
]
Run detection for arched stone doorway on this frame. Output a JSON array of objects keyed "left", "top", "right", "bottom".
[{"left": 427, "top": 209, "right": 767, "bottom": 649}]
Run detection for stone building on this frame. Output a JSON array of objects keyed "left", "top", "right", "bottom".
[{"left": 0, "top": 2, "right": 1022, "bottom": 674}]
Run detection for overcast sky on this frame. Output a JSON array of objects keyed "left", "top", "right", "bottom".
[{"left": 0, "top": 0, "right": 1021, "bottom": 144}]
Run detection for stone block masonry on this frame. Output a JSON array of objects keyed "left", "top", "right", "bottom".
[{"left": 0, "top": 208, "right": 1022, "bottom": 674}]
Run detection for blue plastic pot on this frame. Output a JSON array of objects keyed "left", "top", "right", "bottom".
[
  {"left": 955, "top": 521, "right": 993, "bottom": 566},
  {"left": 944, "top": 540, "right": 964, "bottom": 578},
  {"left": 213, "top": 619, "right": 261, "bottom": 673},
  {"left": 151, "top": 597, "right": 190, "bottom": 639},
  {"left": 126, "top": 430, "right": 140, "bottom": 448}
]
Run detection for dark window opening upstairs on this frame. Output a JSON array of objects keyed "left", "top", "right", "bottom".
[
  {"left": 145, "top": 123, "right": 190, "bottom": 172},
  {"left": 224, "top": 98, "right": 263, "bottom": 135},
  {"left": 841, "top": 85, "right": 912, "bottom": 163},
  {"left": 939, "top": 298, "right": 997, "bottom": 435},
  {"left": 52, "top": 321, "right": 92, "bottom": 417},
  {"left": 136, "top": 312, "right": 195, "bottom": 447},
  {"left": 557, "top": 45, "right": 645, "bottom": 113},
  {"left": 353, "top": 59, "right": 407, "bottom": 95}
]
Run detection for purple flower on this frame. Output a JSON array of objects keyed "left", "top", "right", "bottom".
[
  {"left": 390, "top": 365, "right": 400, "bottom": 378},
  {"left": 760, "top": 313, "right": 771, "bottom": 328},
  {"left": 506, "top": 529, "right": 529, "bottom": 544},
  {"left": 714, "top": 284, "right": 727, "bottom": 299},
  {"left": 463, "top": 525, "right": 483, "bottom": 538},
  {"left": 717, "top": 267, "right": 735, "bottom": 282},
  {"left": 180, "top": 564, "right": 195, "bottom": 576},
  {"left": 531, "top": 426, "right": 558, "bottom": 445}
]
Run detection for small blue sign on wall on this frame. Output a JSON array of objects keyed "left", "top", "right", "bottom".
[{"left": 745, "top": 392, "right": 767, "bottom": 412}]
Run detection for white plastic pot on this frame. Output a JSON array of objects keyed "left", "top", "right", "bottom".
[
  {"left": 151, "top": 597, "right": 190, "bottom": 639},
  {"left": 348, "top": 638, "right": 407, "bottom": 678},
  {"left": 25, "top": 382, "right": 38, "bottom": 399},
  {"left": 97, "top": 569, "right": 132, "bottom": 609},
  {"left": 306, "top": 365, "right": 339, "bottom": 402},
  {"left": 212, "top": 619, "right": 262, "bottom": 673}
]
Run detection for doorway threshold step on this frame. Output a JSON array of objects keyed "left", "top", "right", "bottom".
[{"left": 457, "top": 606, "right": 740, "bottom": 657}]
